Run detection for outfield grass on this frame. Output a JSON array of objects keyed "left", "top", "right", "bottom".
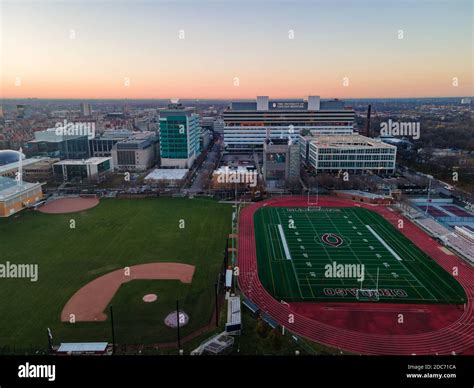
[
  {"left": 0, "top": 198, "right": 232, "bottom": 351},
  {"left": 254, "top": 207, "right": 466, "bottom": 304}
]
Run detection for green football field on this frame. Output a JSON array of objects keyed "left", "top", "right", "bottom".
[
  {"left": 0, "top": 198, "right": 232, "bottom": 351},
  {"left": 254, "top": 207, "right": 466, "bottom": 304}
]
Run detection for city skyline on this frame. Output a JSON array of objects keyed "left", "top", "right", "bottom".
[{"left": 1, "top": 0, "right": 472, "bottom": 99}]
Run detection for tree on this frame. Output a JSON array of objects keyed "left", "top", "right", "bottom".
[
  {"left": 268, "top": 328, "right": 283, "bottom": 351},
  {"left": 255, "top": 318, "right": 270, "bottom": 339}
]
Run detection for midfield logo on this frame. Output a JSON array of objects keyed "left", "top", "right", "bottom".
[{"left": 321, "top": 233, "right": 344, "bottom": 247}]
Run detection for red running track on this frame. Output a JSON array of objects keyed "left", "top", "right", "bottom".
[{"left": 238, "top": 196, "right": 474, "bottom": 355}]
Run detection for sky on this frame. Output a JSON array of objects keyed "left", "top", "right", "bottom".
[{"left": 0, "top": 0, "right": 472, "bottom": 99}]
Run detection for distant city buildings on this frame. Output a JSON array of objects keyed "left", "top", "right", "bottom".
[
  {"left": 223, "top": 96, "right": 355, "bottom": 151},
  {"left": 80, "top": 102, "right": 92, "bottom": 117},
  {"left": 159, "top": 104, "right": 201, "bottom": 168},
  {"left": 213, "top": 119, "right": 225, "bottom": 135}
]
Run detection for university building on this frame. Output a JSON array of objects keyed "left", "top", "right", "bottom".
[
  {"left": 223, "top": 96, "right": 354, "bottom": 151},
  {"left": 263, "top": 138, "right": 300, "bottom": 189},
  {"left": 159, "top": 104, "right": 201, "bottom": 168},
  {"left": 111, "top": 131, "right": 158, "bottom": 172},
  {"left": 299, "top": 134, "right": 397, "bottom": 174},
  {"left": 53, "top": 157, "right": 114, "bottom": 183}
]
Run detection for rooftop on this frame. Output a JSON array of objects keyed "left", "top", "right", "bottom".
[
  {"left": 303, "top": 134, "right": 396, "bottom": 149},
  {"left": 0, "top": 157, "right": 53, "bottom": 175},
  {"left": 57, "top": 342, "right": 108, "bottom": 353},
  {"left": 144, "top": 169, "right": 188, "bottom": 181},
  {"left": 54, "top": 157, "right": 111, "bottom": 166},
  {"left": 0, "top": 176, "right": 41, "bottom": 200}
]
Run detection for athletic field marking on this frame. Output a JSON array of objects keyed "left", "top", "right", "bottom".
[{"left": 365, "top": 225, "right": 403, "bottom": 262}]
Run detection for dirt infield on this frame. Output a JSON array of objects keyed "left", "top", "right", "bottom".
[
  {"left": 61, "top": 263, "right": 195, "bottom": 322},
  {"left": 38, "top": 197, "right": 99, "bottom": 214}
]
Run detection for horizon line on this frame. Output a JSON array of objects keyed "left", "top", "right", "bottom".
[{"left": 1, "top": 95, "right": 473, "bottom": 101}]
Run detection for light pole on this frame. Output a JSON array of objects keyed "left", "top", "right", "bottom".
[{"left": 425, "top": 174, "right": 433, "bottom": 215}]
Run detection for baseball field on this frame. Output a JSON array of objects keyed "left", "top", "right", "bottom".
[{"left": 0, "top": 197, "right": 232, "bottom": 351}]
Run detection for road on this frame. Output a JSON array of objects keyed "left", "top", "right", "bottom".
[{"left": 188, "top": 141, "right": 222, "bottom": 193}]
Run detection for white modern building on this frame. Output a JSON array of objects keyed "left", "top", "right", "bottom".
[
  {"left": 53, "top": 157, "right": 114, "bottom": 182},
  {"left": 223, "top": 96, "right": 355, "bottom": 151},
  {"left": 299, "top": 134, "right": 397, "bottom": 174}
]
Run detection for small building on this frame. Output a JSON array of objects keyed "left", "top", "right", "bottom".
[
  {"left": 333, "top": 190, "right": 393, "bottom": 205},
  {"left": 0, "top": 157, "right": 58, "bottom": 182},
  {"left": 56, "top": 342, "right": 110, "bottom": 355},
  {"left": 0, "top": 176, "right": 43, "bottom": 217},
  {"left": 144, "top": 168, "right": 189, "bottom": 187},
  {"left": 212, "top": 165, "right": 258, "bottom": 189},
  {"left": 225, "top": 296, "right": 241, "bottom": 335},
  {"left": 111, "top": 131, "right": 158, "bottom": 172},
  {"left": 53, "top": 157, "right": 113, "bottom": 183},
  {"left": 263, "top": 137, "right": 300, "bottom": 189}
]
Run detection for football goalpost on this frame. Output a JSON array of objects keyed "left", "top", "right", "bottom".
[
  {"left": 307, "top": 186, "right": 320, "bottom": 211},
  {"left": 356, "top": 267, "right": 380, "bottom": 302}
]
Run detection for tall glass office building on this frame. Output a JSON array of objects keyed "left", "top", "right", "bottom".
[{"left": 159, "top": 104, "right": 201, "bottom": 168}]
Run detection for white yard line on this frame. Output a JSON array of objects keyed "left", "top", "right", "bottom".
[
  {"left": 365, "top": 225, "right": 403, "bottom": 261},
  {"left": 278, "top": 224, "right": 292, "bottom": 261}
]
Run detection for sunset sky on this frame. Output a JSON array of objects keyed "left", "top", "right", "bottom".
[{"left": 1, "top": 0, "right": 472, "bottom": 99}]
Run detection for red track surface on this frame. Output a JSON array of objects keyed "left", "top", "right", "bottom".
[{"left": 238, "top": 196, "right": 474, "bottom": 355}]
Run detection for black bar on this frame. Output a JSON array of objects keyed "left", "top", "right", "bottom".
[
  {"left": 176, "top": 300, "right": 181, "bottom": 350},
  {"left": 110, "top": 305, "right": 115, "bottom": 355},
  {"left": 215, "top": 282, "right": 219, "bottom": 327}
]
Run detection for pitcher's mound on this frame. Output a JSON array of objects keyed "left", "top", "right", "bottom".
[
  {"left": 143, "top": 294, "right": 157, "bottom": 303},
  {"left": 165, "top": 311, "right": 189, "bottom": 328},
  {"left": 38, "top": 197, "right": 99, "bottom": 214}
]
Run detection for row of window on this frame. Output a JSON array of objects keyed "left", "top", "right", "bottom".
[
  {"left": 318, "top": 155, "right": 395, "bottom": 161},
  {"left": 316, "top": 147, "right": 396, "bottom": 154}
]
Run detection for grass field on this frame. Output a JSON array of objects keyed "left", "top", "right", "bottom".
[
  {"left": 0, "top": 198, "right": 232, "bottom": 351},
  {"left": 254, "top": 206, "right": 466, "bottom": 304}
]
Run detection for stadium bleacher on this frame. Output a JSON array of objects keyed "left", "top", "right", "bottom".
[{"left": 442, "top": 205, "right": 474, "bottom": 218}]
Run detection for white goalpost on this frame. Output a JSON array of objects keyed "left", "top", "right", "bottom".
[
  {"left": 307, "top": 186, "right": 319, "bottom": 211},
  {"left": 356, "top": 267, "right": 380, "bottom": 301}
]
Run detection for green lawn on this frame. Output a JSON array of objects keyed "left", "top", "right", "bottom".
[
  {"left": 0, "top": 197, "right": 232, "bottom": 352},
  {"left": 254, "top": 207, "right": 466, "bottom": 304}
]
